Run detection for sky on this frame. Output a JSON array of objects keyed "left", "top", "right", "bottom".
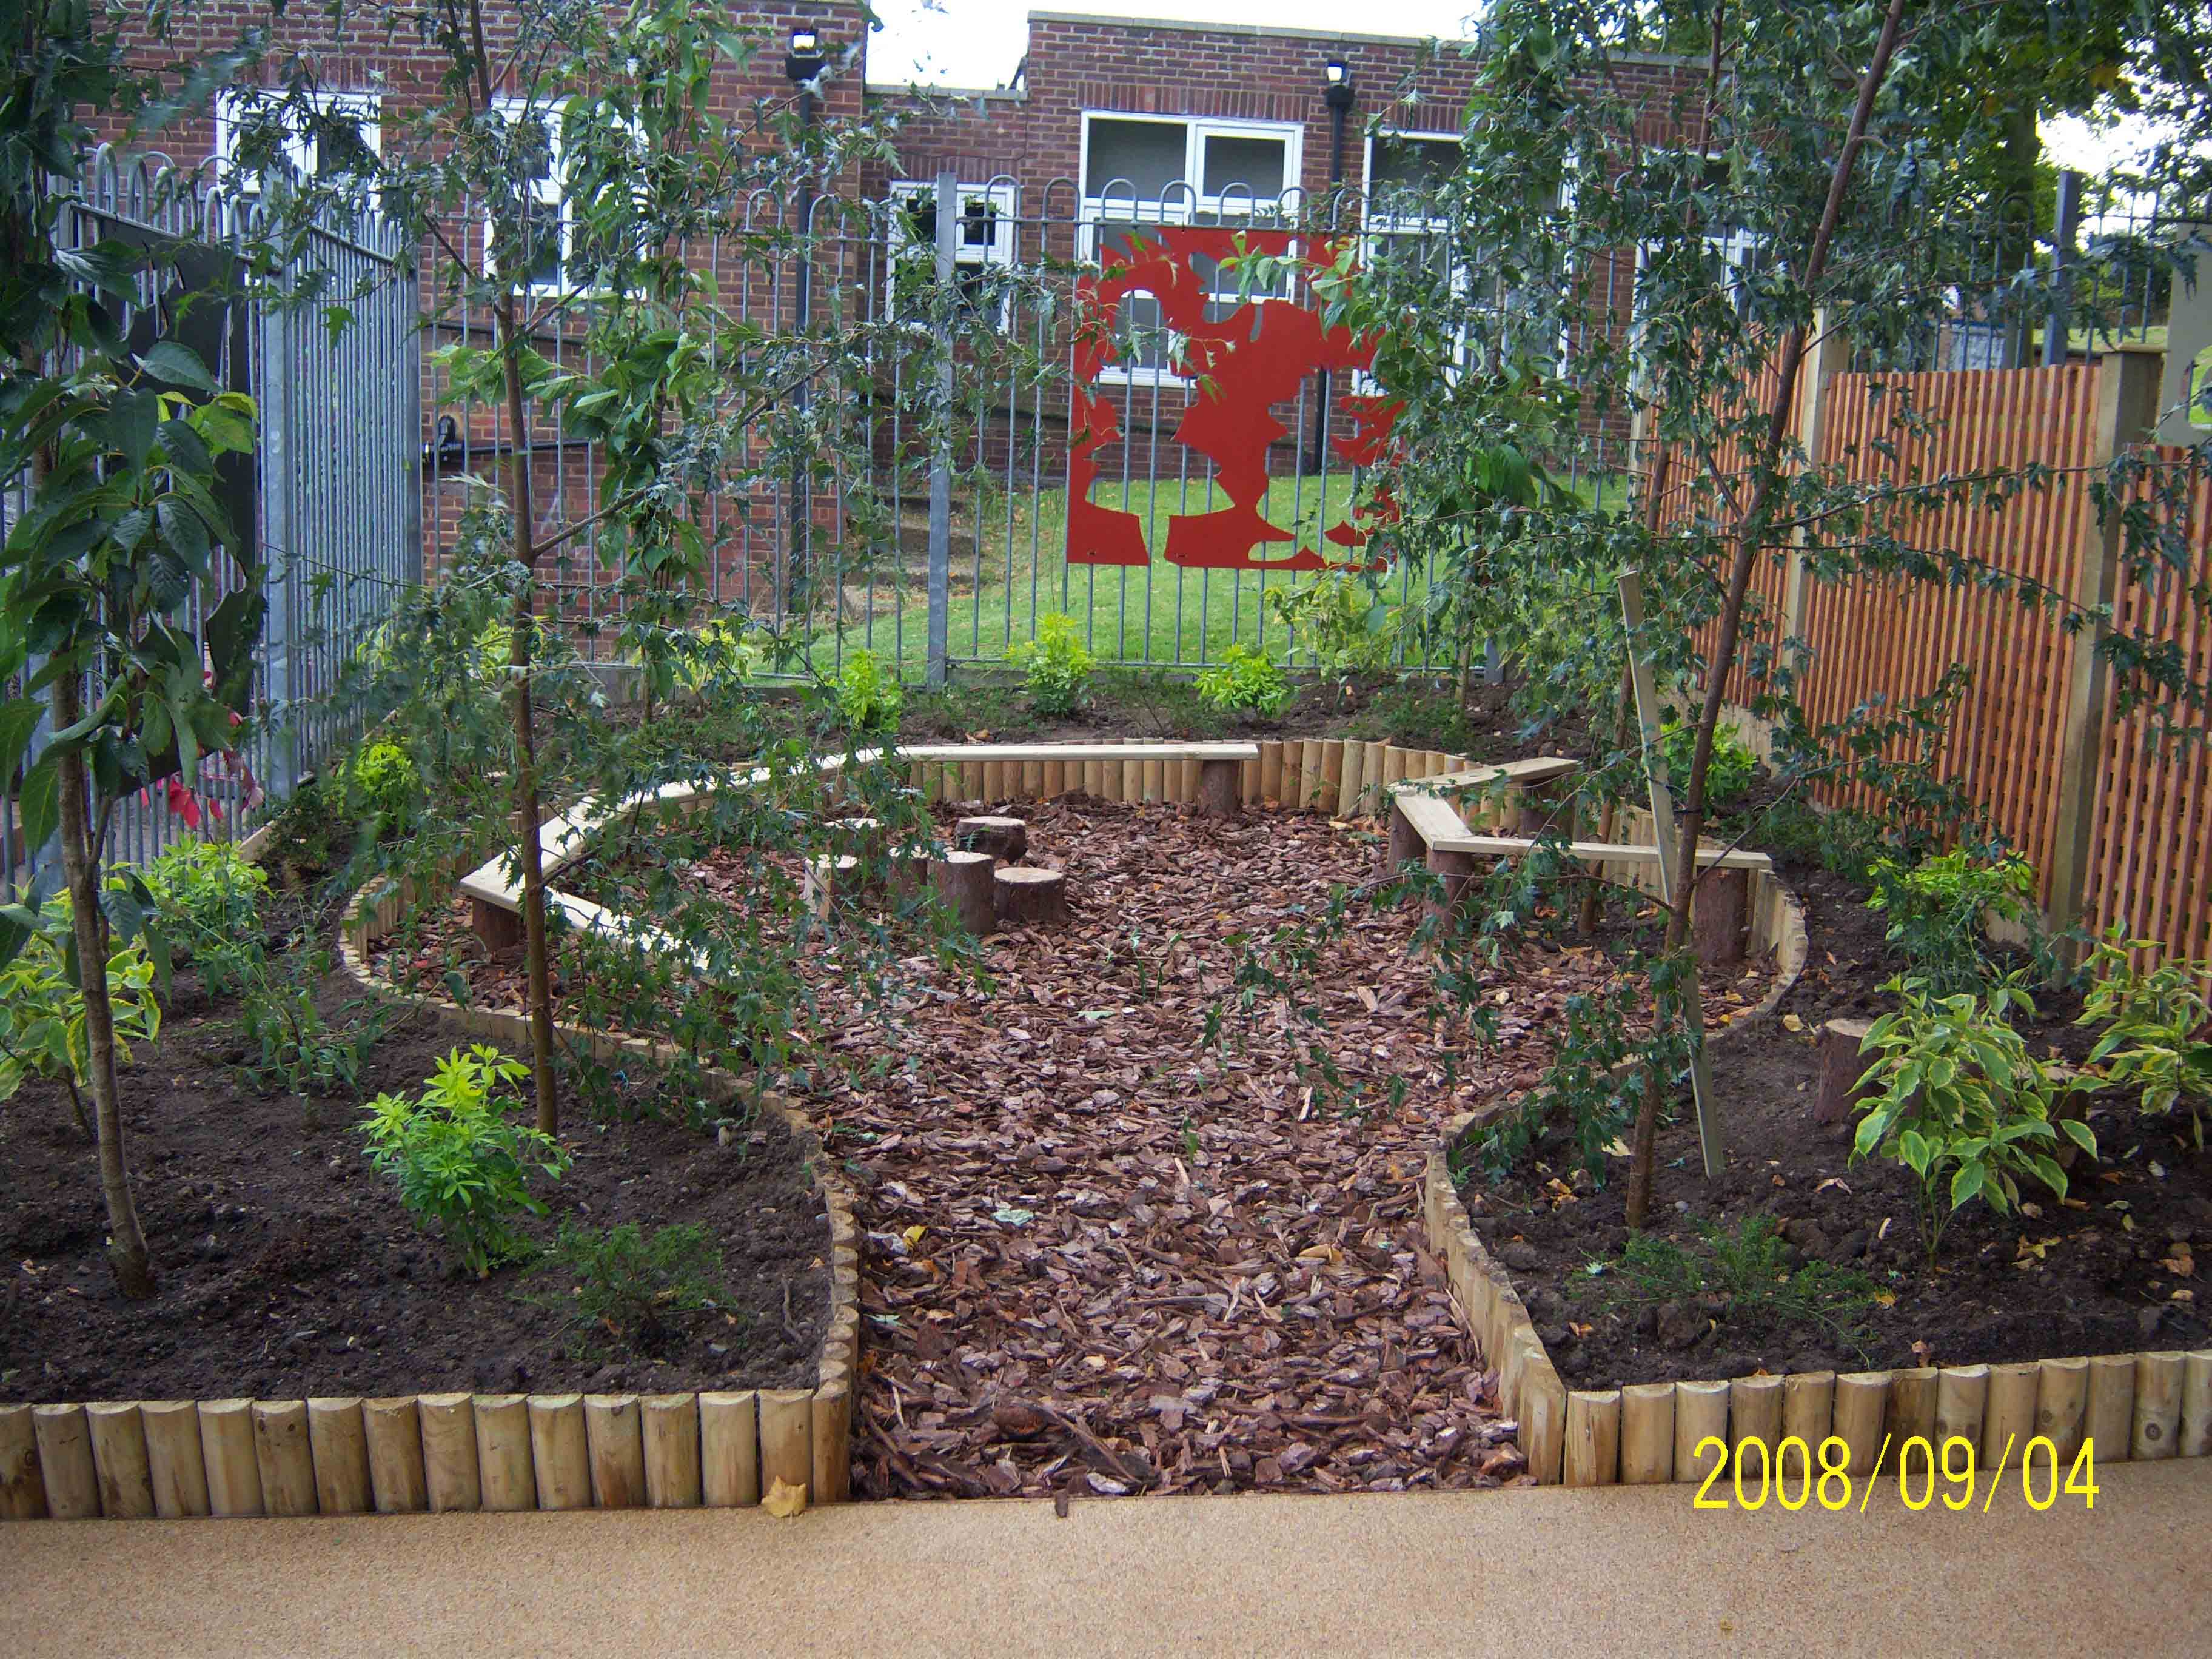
[{"left": 863, "top": 1, "right": 2158, "bottom": 176}]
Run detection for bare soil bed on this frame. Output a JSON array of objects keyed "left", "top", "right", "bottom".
[
  {"left": 1454, "top": 859, "right": 2212, "bottom": 1391},
  {"left": 0, "top": 968, "right": 828, "bottom": 1404},
  {"left": 388, "top": 794, "right": 1771, "bottom": 1496}
]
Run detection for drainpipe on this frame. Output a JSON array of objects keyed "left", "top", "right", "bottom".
[{"left": 1312, "top": 60, "right": 1355, "bottom": 476}]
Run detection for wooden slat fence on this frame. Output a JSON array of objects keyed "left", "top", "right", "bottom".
[{"left": 1668, "top": 348, "right": 2212, "bottom": 970}]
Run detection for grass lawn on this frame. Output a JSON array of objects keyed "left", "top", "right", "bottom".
[{"left": 809, "top": 466, "right": 1629, "bottom": 676}]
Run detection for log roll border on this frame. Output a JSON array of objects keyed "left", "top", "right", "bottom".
[{"left": 1423, "top": 882, "right": 2212, "bottom": 1486}]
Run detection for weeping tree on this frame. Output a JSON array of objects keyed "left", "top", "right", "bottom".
[
  {"left": 1294, "top": 0, "right": 2212, "bottom": 1225},
  {"left": 1, "top": 1, "right": 265, "bottom": 1294}
]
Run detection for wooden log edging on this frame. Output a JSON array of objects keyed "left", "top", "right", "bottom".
[
  {"left": 1424, "top": 873, "right": 2212, "bottom": 1487},
  {"left": 0, "top": 879, "right": 862, "bottom": 1526}
]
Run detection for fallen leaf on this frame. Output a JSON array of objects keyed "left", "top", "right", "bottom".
[
  {"left": 1781, "top": 1013, "right": 1805, "bottom": 1033},
  {"left": 763, "top": 1476, "right": 809, "bottom": 1518},
  {"left": 902, "top": 1224, "right": 928, "bottom": 1248}
]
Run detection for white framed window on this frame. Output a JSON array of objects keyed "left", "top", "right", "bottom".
[
  {"left": 1079, "top": 112, "right": 1303, "bottom": 386},
  {"left": 886, "top": 179, "right": 1017, "bottom": 326},
  {"left": 213, "top": 89, "right": 381, "bottom": 196},
  {"left": 485, "top": 98, "right": 649, "bottom": 296}
]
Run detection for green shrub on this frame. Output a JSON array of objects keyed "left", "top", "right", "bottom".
[
  {"left": 1606, "top": 1216, "right": 1877, "bottom": 1356},
  {"left": 1850, "top": 974, "right": 2094, "bottom": 1262},
  {"left": 341, "top": 739, "right": 420, "bottom": 834},
  {"left": 142, "top": 840, "right": 269, "bottom": 995},
  {"left": 238, "top": 949, "right": 383, "bottom": 1101},
  {"left": 359, "top": 1044, "right": 569, "bottom": 1276},
  {"left": 520, "top": 1219, "right": 728, "bottom": 1358},
  {"left": 671, "top": 616, "right": 759, "bottom": 695},
  {"left": 1866, "top": 846, "right": 2039, "bottom": 993},
  {"left": 2077, "top": 925, "right": 2212, "bottom": 1142},
  {"left": 1656, "top": 719, "right": 1759, "bottom": 809},
  {"left": 1262, "top": 574, "right": 1398, "bottom": 680},
  {"left": 1193, "top": 645, "right": 1293, "bottom": 717},
  {"left": 0, "top": 920, "right": 163, "bottom": 1136},
  {"left": 1010, "top": 612, "right": 1097, "bottom": 717},
  {"left": 833, "top": 649, "right": 903, "bottom": 734}
]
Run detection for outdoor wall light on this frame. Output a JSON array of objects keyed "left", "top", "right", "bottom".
[
  {"left": 786, "top": 27, "right": 826, "bottom": 85},
  {"left": 1323, "top": 59, "right": 1354, "bottom": 111},
  {"left": 429, "top": 413, "right": 465, "bottom": 468}
]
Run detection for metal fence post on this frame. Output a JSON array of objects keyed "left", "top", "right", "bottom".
[
  {"left": 2044, "top": 171, "right": 2082, "bottom": 369},
  {"left": 925, "top": 169, "right": 956, "bottom": 689},
  {"left": 260, "top": 270, "right": 297, "bottom": 799}
]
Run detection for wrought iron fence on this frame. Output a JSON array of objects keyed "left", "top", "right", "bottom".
[{"left": 1, "top": 149, "right": 420, "bottom": 898}]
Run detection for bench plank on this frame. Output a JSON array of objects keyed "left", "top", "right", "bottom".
[
  {"left": 1455, "top": 835, "right": 1774, "bottom": 873},
  {"left": 1392, "top": 755, "right": 1580, "bottom": 796},
  {"left": 1392, "top": 793, "right": 1477, "bottom": 851}
]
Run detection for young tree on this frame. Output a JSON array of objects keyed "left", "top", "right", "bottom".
[{"left": 2, "top": 2, "right": 264, "bottom": 1294}]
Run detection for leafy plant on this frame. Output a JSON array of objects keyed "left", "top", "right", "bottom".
[
  {"left": 358, "top": 1045, "right": 569, "bottom": 1276},
  {"left": 520, "top": 1219, "right": 728, "bottom": 1357},
  {"left": 1850, "top": 975, "right": 2095, "bottom": 1262},
  {"left": 1262, "top": 574, "right": 1398, "bottom": 683},
  {"left": 0, "top": 920, "right": 162, "bottom": 1138},
  {"left": 1193, "top": 645, "right": 1294, "bottom": 717},
  {"left": 1606, "top": 1216, "right": 1878, "bottom": 1356},
  {"left": 1866, "top": 847, "right": 2039, "bottom": 994},
  {"left": 237, "top": 951, "right": 383, "bottom": 1102},
  {"left": 833, "top": 649, "right": 904, "bottom": 735},
  {"left": 141, "top": 839, "right": 269, "bottom": 996},
  {"left": 1009, "top": 612, "right": 1096, "bottom": 717},
  {"left": 1658, "top": 720, "right": 1757, "bottom": 811},
  {"left": 671, "top": 617, "right": 759, "bottom": 697},
  {"left": 2077, "top": 926, "right": 2212, "bottom": 1142},
  {"left": 341, "top": 739, "right": 420, "bottom": 835}
]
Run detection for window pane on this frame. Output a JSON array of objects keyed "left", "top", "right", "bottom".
[
  {"left": 1086, "top": 119, "right": 1187, "bottom": 200},
  {"left": 1201, "top": 135, "right": 1285, "bottom": 199},
  {"left": 1370, "top": 136, "right": 1460, "bottom": 193}
]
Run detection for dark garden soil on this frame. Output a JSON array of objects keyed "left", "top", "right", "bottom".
[
  {"left": 1454, "top": 851, "right": 2212, "bottom": 1391},
  {"left": 0, "top": 967, "right": 828, "bottom": 1404},
  {"left": 384, "top": 795, "right": 1771, "bottom": 1496}
]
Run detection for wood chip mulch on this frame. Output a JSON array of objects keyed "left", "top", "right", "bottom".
[{"left": 384, "top": 795, "right": 1773, "bottom": 1498}]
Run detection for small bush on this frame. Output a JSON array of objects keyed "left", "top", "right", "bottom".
[
  {"left": 521, "top": 1220, "right": 728, "bottom": 1358},
  {"left": 672, "top": 617, "right": 759, "bottom": 695},
  {"left": 0, "top": 920, "right": 163, "bottom": 1136},
  {"left": 142, "top": 840, "right": 269, "bottom": 995},
  {"left": 1010, "top": 612, "right": 1096, "bottom": 717},
  {"left": 1193, "top": 645, "right": 1293, "bottom": 717},
  {"left": 1606, "top": 1216, "right": 1878, "bottom": 1355},
  {"left": 833, "top": 649, "right": 903, "bottom": 734},
  {"left": 238, "top": 950, "right": 382, "bottom": 1100},
  {"left": 2077, "top": 925, "right": 2212, "bottom": 1142},
  {"left": 341, "top": 739, "right": 420, "bottom": 834},
  {"left": 1262, "top": 574, "right": 1397, "bottom": 680},
  {"left": 1866, "top": 846, "right": 2039, "bottom": 994},
  {"left": 359, "top": 1044, "right": 569, "bottom": 1276},
  {"left": 1656, "top": 719, "right": 1759, "bottom": 809},
  {"left": 1850, "top": 974, "right": 2094, "bottom": 1262}
]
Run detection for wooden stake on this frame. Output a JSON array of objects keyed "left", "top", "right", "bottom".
[
  {"left": 930, "top": 848, "right": 997, "bottom": 936},
  {"left": 2035, "top": 1356, "right": 2090, "bottom": 1463},
  {"left": 1337, "top": 740, "right": 1365, "bottom": 819},
  {"left": 1142, "top": 757, "right": 1166, "bottom": 802},
  {"left": 1815, "top": 1019, "right": 1877, "bottom": 1126},
  {"left": 32, "top": 1404, "right": 98, "bottom": 1520},
  {"left": 1982, "top": 1362, "right": 2040, "bottom": 1468},
  {"left": 1832, "top": 1372, "right": 1888, "bottom": 1476},
  {"left": 1780, "top": 1372, "right": 1834, "bottom": 1488},
  {"left": 1259, "top": 741, "right": 1283, "bottom": 804},
  {"left": 1299, "top": 741, "right": 1324, "bottom": 808},
  {"left": 1618, "top": 1382, "right": 1675, "bottom": 1484},
  {"left": 85, "top": 1401, "right": 156, "bottom": 1519},
  {"left": 473, "top": 1393, "right": 536, "bottom": 1512},
  {"left": 1884, "top": 1369, "right": 1937, "bottom": 1473},
  {"left": 2085, "top": 1353, "right": 2135, "bottom": 1459},
  {"left": 305, "top": 1398, "right": 372, "bottom": 1515},
  {"left": 959, "top": 760, "right": 984, "bottom": 802},
  {"left": 1022, "top": 759, "right": 1045, "bottom": 798},
  {"left": 1279, "top": 743, "right": 1302, "bottom": 809},
  {"left": 252, "top": 1401, "right": 318, "bottom": 1518},
  {"left": 700, "top": 1390, "right": 760, "bottom": 1507},
  {"left": 1563, "top": 1390, "right": 1622, "bottom": 1486},
  {"left": 1084, "top": 759, "right": 1107, "bottom": 800},
  {"left": 362, "top": 1398, "right": 427, "bottom": 1515},
  {"left": 197, "top": 1399, "right": 263, "bottom": 1517},
  {"left": 994, "top": 865, "right": 1068, "bottom": 928},
  {"left": 1934, "top": 1364, "right": 1989, "bottom": 1453},
  {"left": 982, "top": 759, "right": 1008, "bottom": 801},
  {"left": 1239, "top": 754, "right": 1261, "bottom": 806},
  {"left": 1319, "top": 742, "right": 1345, "bottom": 814},
  {"left": 528, "top": 1394, "right": 591, "bottom": 1510},
  {"left": 1730, "top": 1374, "right": 1785, "bottom": 1458},
  {"left": 417, "top": 1393, "right": 481, "bottom": 1512},
  {"left": 584, "top": 1394, "right": 647, "bottom": 1508},
  {"left": 1175, "top": 756, "right": 1199, "bottom": 803},
  {"left": 2132, "top": 1351, "right": 2184, "bottom": 1461},
  {"left": 813, "top": 1374, "right": 853, "bottom": 1504},
  {"left": 642, "top": 1394, "right": 702, "bottom": 1509},
  {"left": 1, "top": 1403, "right": 47, "bottom": 1520},
  {"left": 139, "top": 1400, "right": 211, "bottom": 1519},
  {"left": 759, "top": 1390, "right": 813, "bottom": 1500},
  {"left": 1386, "top": 800, "right": 1423, "bottom": 882},
  {"left": 1362, "top": 741, "right": 1387, "bottom": 815},
  {"left": 1673, "top": 1380, "right": 1730, "bottom": 1484},
  {"left": 2179, "top": 1351, "right": 2212, "bottom": 1459},
  {"left": 1043, "top": 759, "right": 1066, "bottom": 797},
  {"left": 1691, "top": 866, "right": 1751, "bottom": 967}
]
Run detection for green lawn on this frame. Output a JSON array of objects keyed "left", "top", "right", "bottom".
[{"left": 810, "top": 468, "right": 1628, "bottom": 677}]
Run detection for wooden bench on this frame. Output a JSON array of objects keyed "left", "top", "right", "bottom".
[
  {"left": 1452, "top": 836, "right": 1773, "bottom": 873},
  {"left": 1389, "top": 754, "right": 1581, "bottom": 797}
]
